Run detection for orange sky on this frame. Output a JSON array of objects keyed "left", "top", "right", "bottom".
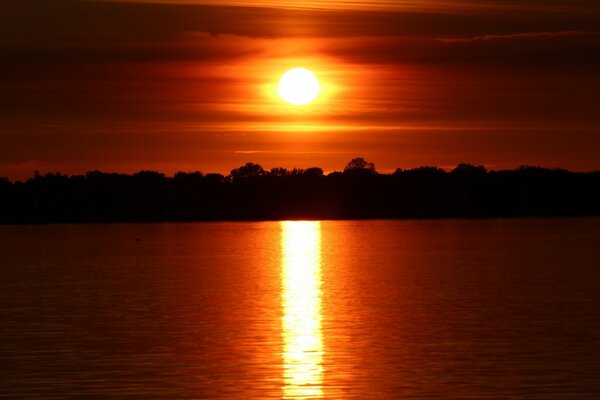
[{"left": 1, "top": 0, "right": 599, "bottom": 179}]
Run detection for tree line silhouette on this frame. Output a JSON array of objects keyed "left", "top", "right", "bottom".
[{"left": 1, "top": 158, "right": 599, "bottom": 223}]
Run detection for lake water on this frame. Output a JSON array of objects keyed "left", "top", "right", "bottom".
[{"left": 1, "top": 219, "right": 599, "bottom": 398}]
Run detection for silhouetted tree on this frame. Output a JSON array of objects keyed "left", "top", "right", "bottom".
[
  {"left": 452, "top": 163, "right": 486, "bottom": 176},
  {"left": 403, "top": 166, "right": 446, "bottom": 176},
  {"left": 173, "top": 171, "right": 203, "bottom": 181},
  {"left": 230, "top": 163, "right": 266, "bottom": 181},
  {"left": 344, "top": 157, "right": 376, "bottom": 173},
  {"left": 203, "top": 173, "right": 226, "bottom": 184},
  {"left": 303, "top": 167, "right": 324, "bottom": 177},
  {"left": 270, "top": 167, "right": 289, "bottom": 177}
]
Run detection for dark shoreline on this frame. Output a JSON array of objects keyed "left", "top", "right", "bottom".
[
  {"left": 2, "top": 215, "right": 599, "bottom": 226},
  {"left": 2, "top": 163, "right": 599, "bottom": 224}
]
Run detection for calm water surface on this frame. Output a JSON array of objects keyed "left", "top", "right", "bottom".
[{"left": 1, "top": 219, "right": 599, "bottom": 398}]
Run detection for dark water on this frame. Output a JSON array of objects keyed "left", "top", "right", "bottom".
[{"left": 1, "top": 219, "right": 599, "bottom": 399}]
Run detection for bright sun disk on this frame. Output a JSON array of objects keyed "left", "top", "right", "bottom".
[{"left": 278, "top": 68, "right": 320, "bottom": 106}]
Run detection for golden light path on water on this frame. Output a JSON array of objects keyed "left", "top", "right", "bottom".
[{"left": 281, "top": 221, "right": 324, "bottom": 399}]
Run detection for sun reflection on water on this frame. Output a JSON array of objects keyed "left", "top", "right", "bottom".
[{"left": 281, "top": 221, "right": 324, "bottom": 399}]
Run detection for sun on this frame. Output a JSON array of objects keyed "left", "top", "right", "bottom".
[{"left": 278, "top": 68, "right": 320, "bottom": 106}]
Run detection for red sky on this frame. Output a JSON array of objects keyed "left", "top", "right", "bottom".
[{"left": 1, "top": 0, "right": 599, "bottom": 179}]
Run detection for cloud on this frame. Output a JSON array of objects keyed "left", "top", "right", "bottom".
[
  {"left": 437, "top": 30, "right": 599, "bottom": 43},
  {"left": 315, "top": 32, "right": 600, "bottom": 66},
  {"left": 4, "top": 0, "right": 600, "bottom": 46},
  {"left": 93, "top": 0, "right": 600, "bottom": 14}
]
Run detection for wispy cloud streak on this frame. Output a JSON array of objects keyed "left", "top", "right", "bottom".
[{"left": 438, "top": 30, "right": 599, "bottom": 43}]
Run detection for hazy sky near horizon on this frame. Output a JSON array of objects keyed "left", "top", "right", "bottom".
[{"left": 1, "top": 0, "right": 599, "bottom": 179}]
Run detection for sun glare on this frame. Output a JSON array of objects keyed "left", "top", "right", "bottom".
[{"left": 278, "top": 68, "right": 320, "bottom": 106}]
